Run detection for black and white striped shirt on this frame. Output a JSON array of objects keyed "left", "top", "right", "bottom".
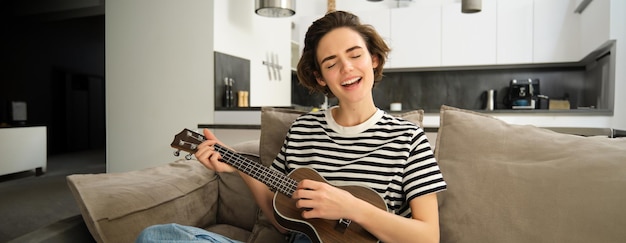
[{"left": 271, "top": 107, "right": 447, "bottom": 217}]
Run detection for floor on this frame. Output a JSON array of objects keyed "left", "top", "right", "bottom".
[{"left": 0, "top": 148, "right": 106, "bottom": 242}]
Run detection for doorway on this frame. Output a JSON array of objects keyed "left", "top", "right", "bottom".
[{"left": 51, "top": 69, "right": 105, "bottom": 154}]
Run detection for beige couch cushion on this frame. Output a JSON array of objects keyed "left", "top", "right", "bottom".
[
  {"left": 259, "top": 107, "right": 424, "bottom": 166},
  {"left": 435, "top": 105, "right": 626, "bottom": 242},
  {"left": 67, "top": 159, "right": 219, "bottom": 243}
]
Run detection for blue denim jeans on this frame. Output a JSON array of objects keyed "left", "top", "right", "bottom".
[{"left": 136, "top": 223, "right": 310, "bottom": 243}]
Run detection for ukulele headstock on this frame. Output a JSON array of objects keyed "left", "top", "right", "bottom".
[{"left": 171, "top": 129, "right": 205, "bottom": 159}]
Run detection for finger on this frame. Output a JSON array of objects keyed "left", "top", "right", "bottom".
[
  {"left": 296, "top": 195, "right": 315, "bottom": 207},
  {"left": 293, "top": 187, "right": 316, "bottom": 200},
  {"left": 203, "top": 128, "right": 219, "bottom": 142},
  {"left": 301, "top": 207, "right": 320, "bottom": 219},
  {"left": 297, "top": 179, "right": 315, "bottom": 190},
  {"left": 198, "top": 139, "right": 216, "bottom": 149},
  {"left": 196, "top": 150, "right": 215, "bottom": 167},
  {"left": 298, "top": 180, "right": 327, "bottom": 192}
]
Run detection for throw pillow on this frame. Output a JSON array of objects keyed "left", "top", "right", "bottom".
[
  {"left": 259, "top": 107, "right": 424, "bottom": 166},
  {"left": 435, "top": 105, "right": 626, "bottom": 243}
]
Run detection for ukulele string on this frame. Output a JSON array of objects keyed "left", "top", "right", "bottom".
[
  {"left": 216, "top": 146, "right": 298, "bottom": 197},
  {"left": 183, "top": 130, "right": 299, "bottom": 198}
]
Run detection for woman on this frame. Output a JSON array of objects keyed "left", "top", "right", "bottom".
[{"left": 137, "top": 10, "right": 446, "bottom": 243}]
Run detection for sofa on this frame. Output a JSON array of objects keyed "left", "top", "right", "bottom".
[{"left": 66, "top": 106, "right": 626, "bottom": 243}]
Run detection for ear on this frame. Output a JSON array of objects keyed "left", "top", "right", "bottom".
[
  {"left": 371, "top": 54, "right": 379, "bottom": 69},
  {"left": 315, "top": 72, "right": 326, "bottom": 86}
]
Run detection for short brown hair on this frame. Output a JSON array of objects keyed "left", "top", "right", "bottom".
[{"left": 296, "top": 11, "right": 390, "bottom": 97}]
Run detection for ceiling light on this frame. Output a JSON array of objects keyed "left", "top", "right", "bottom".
[
  {"left": 462, "top": 0, "right": 481, "bottom": 13},
  {"left": 255, "top": 0, "right": 296, "bottom": 18}
]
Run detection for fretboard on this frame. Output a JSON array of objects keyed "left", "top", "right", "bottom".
[{"left": 213, "top": 144, "right": 297, "bottom": 197}]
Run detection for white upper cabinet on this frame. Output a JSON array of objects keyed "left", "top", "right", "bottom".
[
  {"left": 533, "top": 0, "right": 581, "bottom": 63},
  {"left": 389, "top": 2, "right": 442, "bottom": 68},
  {"left": 354, "top": 9, "right": 391, "bottom": 42},
  {"left": 294, "top": 15, "right": 320, "bottom": 60},
  {"left": 579, "top": 0, "right": 610, "bottom": 56},
  {"left": 496, "top": 0, "right": 533, "bottom": 64},
  {"left": 352, "top": 9, "right": 392, "bottom": 68},
  {"left": 296, "top": 0, "right": 604, "bottom": 70},
  {"left": 441, "top": 0, "right": 497, "bottom": 66}
]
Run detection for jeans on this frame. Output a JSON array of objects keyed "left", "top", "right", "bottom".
[{"left": 136, "top": 223, "right": 311, "bottom": 243}]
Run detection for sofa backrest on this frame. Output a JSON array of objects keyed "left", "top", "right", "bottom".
[
  {"left": 435, "top": 105, "right": 626, "bottom": 242},
  {"left": 215, "top": 140, "right": 263, "bottom": 231}
]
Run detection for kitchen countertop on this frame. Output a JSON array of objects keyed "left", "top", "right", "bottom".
[
  {"left": 199, "top": 123, "right": 624, "bottom": 138},
  {"left": 416, "top": 108, "right": 613, "bottom": 115},
  {"left": 207, "top": 107, "right": 618, "bottom": 136}
]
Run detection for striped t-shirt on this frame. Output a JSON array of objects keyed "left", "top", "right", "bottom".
[{"left": 271, "top": 107, "right": 447, "bottom": 217}]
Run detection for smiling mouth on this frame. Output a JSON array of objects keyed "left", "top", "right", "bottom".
[{"left": 341, "top": 77, "right": 361, "bottom": 87}]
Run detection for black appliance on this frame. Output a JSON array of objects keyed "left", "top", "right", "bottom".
[{"left": 506, "top": 79, "right": 542, "bottom": 109}]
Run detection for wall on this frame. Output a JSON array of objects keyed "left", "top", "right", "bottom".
[
  {"left": 106, "top": 0, "right": 214, "bottom": 172},
  {"left": 609, "top": 0, "right": 626, "bottom": 130},
  {"left": 106, "top": 0, "right": 293, "bottom": 172},
  {"left": 294, "top": 66, "right": 596, "bottom": 112},
  {"left": 213, "top": 0, "right": 291, "bottom": 107}
]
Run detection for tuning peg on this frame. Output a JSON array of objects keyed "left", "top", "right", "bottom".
[
  {"left": 174, "top": 150, "right": 180, "bottom": 156},
  {"left": 185, "top": 154, "right": 193, "bottom": 160}
]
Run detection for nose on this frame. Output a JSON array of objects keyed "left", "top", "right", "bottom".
[{"left": 339, "top": 58, "right": 354, "bottom": 73}]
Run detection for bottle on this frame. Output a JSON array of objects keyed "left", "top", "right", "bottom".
[
  {"left": 223, "top": 77, "right": 231, "bottom": 107},
  {"left": 228, "top": 78, "right": 235, "bottom": 107},
  {"left": 484, "top": 89, "right": 496, "bottom": 111}
]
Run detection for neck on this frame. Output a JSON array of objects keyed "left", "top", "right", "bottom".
[{"left": 331, "top": 103, "right": 377, "bottom": 127}]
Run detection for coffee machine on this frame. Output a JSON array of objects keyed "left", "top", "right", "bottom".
[{"left": 507, "top": 79, "right": 541, "bottom": 109}]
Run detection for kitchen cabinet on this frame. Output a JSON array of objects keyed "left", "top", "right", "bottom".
[
  {"left": 294, "top": 14, "right": 321, "bottom": 63},
  {"left": 0, "top": 126, "right": 47, "bottom": 176},
  {"left": 353, "top": 9, "right": 392, "bottom": 68},
  {"left": 354, "top": 9, "right": 391, "bottom": 42},
  {"left": 579, "top": 0, "right": 610, "bottom": 56},
  {"left": 298, "top": 0, "right": 598, "bottom": 69},
  {"left": 533, "top": 0, "right": 580, "bottom": 63},
  {"left": 496, "top": 0, "right": 533, "bottom": 64},
  {"left": 388, "top": 3, "right": 441, "bottom": 68},
  {"left": 441, "top": 0, "right": 497, "bottom": 66}
]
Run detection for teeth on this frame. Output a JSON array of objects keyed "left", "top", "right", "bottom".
[{"left": 341, "top": 77, "right": 361, "bottom": 86}]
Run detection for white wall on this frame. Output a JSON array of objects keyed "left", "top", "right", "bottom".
[
  {"left": 609, "top": 0, "right": 626, "bottom": 130},
  {"left": 106, "top": 0, "right": 214, "bottom": 172},
  {"left": 106, "top": 0, "right": 294, "bottom": 172},
  {"left": 214, "top": 0, "right": 292, "bottom": 107}
]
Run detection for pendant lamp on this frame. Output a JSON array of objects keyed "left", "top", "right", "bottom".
[
  {"left": 462, "top": 0, "right": 481, "bottom": 13},
  {"left": 255, "top": 0, "right": 295, "bottom": 18}
]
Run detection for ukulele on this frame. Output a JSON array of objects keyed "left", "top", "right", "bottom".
[{"left": 171, "top": 129, "right": 387, "bottom": 243}]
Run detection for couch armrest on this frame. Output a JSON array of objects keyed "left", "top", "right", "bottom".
[{"left": 67, "top": 159, "right": 219, "bottom": 243}]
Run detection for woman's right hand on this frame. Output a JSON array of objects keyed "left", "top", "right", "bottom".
[{"left": 195, "top": 128, "right": 236, "bottom": 173}]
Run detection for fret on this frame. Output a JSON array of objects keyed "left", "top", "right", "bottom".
[
  {"left": 172, "top": 129, "right": 299, "bottom": 198},
  {"left": 214, "top": 143, "right": 297, "bottom": 196}
]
